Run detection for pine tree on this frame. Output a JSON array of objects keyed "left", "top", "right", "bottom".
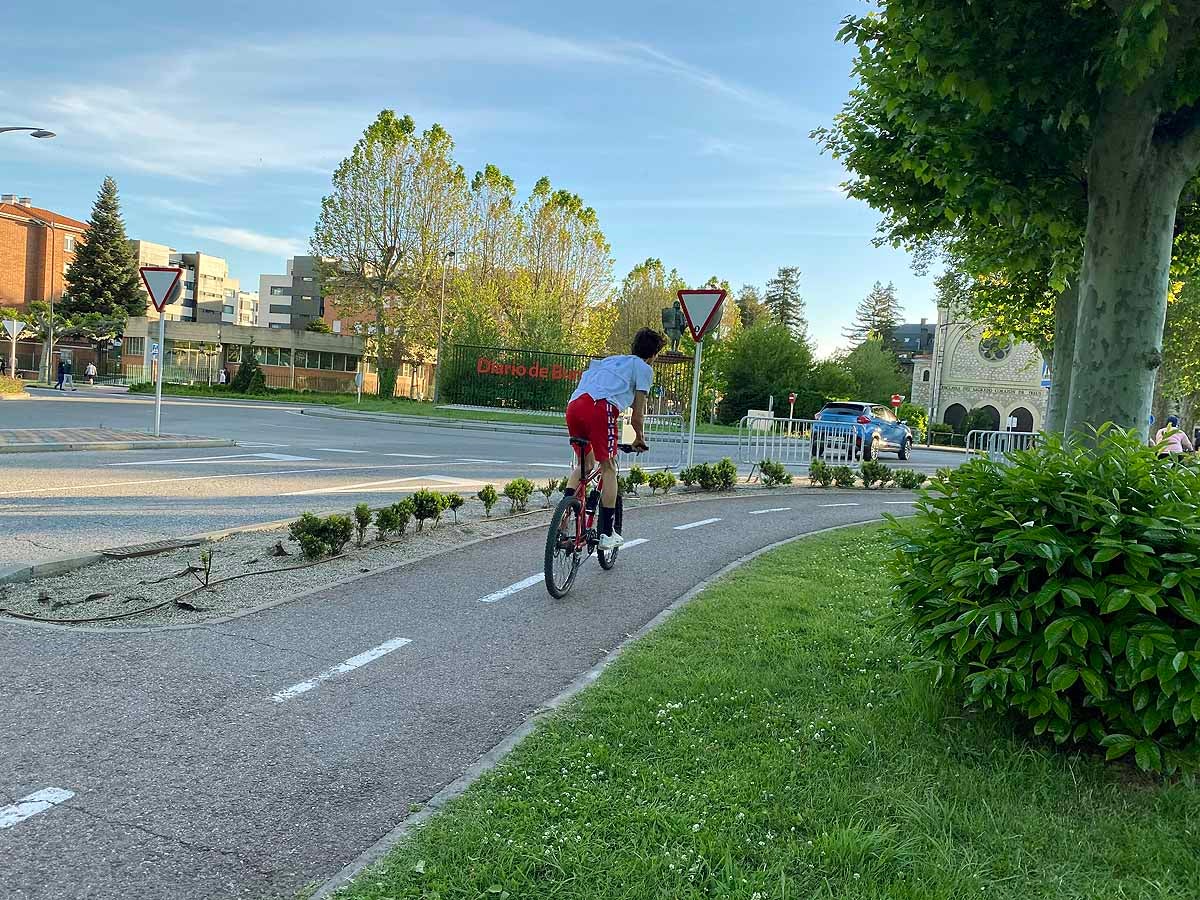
[
  {"left": 61, "top": 177, "right": 145, "bottom": 319},
  {"left": 763, "top": 267, "right": 807, "bottom": 337},
  {"left": 844, "top": 281, "right": 903, "bottom": 346}
]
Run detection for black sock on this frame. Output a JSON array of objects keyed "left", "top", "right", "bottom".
[{"left": 599, "top": 505, "right": 615, "bottom": 536}]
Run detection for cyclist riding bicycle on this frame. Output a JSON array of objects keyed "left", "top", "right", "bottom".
[{"left": 564, "top": 328, "right": 667, "bottom": 552}]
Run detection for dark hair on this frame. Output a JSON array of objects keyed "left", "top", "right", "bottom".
[
  {"left": 1168, "top": 415, "right": 1180, "bottom": 427},
  {"left": 631, "top": 328, "right": 666, "bottom": 361}
]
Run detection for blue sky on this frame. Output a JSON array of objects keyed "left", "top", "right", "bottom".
[{"left": 0, "top": 0, "right": 936, "bottom": 356}]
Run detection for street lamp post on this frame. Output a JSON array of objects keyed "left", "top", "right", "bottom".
[
  {"left": 432, "top": 249, "right": 456, "bottom": 404},
  {"left": 0, "top": 126, "right": 56, "bottom": 139}
]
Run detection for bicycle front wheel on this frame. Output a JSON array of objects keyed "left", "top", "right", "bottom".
[
  {"left": 545, "top": 493, "right": 583, "bottom": 598},
  {"left": 597, "top": 494, "right": 623, "bottom": 570}
]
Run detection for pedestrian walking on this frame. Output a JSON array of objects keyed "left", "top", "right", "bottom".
[
  {"left": 63, "top": 359, "right": 76, "bottom": 391},
  {"left": 84, "top": 361, "right": 97, "bottom": 385},
  {"left": 55, "top": 359, "right": 65, "bottom": 390},
  {"left": 219, "top": 367, "right": 229, "bottom": 385},
  {"left": 0, "top": 357, "right": 7, "bottom": 376},
  {"left": 1154, "top": 415, "right": 1194, "bottom": 458}
]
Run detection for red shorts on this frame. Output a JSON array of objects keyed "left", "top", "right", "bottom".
[{"left": 566, "top": 394, "right": 619, "bottom": 462}]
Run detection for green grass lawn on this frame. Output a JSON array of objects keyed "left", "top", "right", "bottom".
[
  {"left": 127, "top": 383, "right": 741, "bottom": 434},
  {"left": 329, "top": 526, "right": 1199, "bottom": 900}
]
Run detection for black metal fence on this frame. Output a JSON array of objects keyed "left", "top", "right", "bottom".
[{"left": 439, "top": 344, "right": 694, "bottom": 414}]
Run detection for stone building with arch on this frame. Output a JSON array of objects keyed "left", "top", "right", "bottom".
[{"left": 908, "top": 304, "right": 1048, "bottom": 434}]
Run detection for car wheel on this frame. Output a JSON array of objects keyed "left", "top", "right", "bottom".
[
  {"left": 862, "top": 435, "right": 878, "bottom": 461},
  {"left": 898, "top": 437, "right": 912, "bottom": 461}
]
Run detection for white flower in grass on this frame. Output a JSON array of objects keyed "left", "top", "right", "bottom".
[{"left": 692, "top": 823, "right": 701, "bottom": 832}]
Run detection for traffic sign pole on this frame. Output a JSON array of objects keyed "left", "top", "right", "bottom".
[
  {"left": 687, "top": 339, "right": 704, "bottom": 466},
  {"left": 3, "top": 319, "right": 25, "bottom": 380},
  {"left": 677, "top": 288, "right": 727, "bottom": 467},
  {"left": 154, "top": 313, "right": 165, "bottom": 436},
  {"left": 139, "top": 266, "right": 183, "bottom": 438}
]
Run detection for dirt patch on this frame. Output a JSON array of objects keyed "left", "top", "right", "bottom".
[{"left": 0, "top": 484, "right": 883, "bottom": 630}]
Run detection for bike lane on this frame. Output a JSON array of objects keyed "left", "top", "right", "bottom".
[{"left": 0, "top": 491, "right": 913, "bottom": 899}]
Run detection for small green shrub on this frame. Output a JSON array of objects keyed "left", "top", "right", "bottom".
[
  {"left": 809, "top": 459, "right": 834, "bottom": 488},
  {"left": 831, "top": 466, "right": 856, "bottom": 489},
  {"left": 289, "top": 512, "right": 353, "bottom": 559},
  {"left": 679, "top": 465, "right": 704, "bottom": 488},
  {"left": 713, "top": 457, "right": 739, "bottom": 491},
  {"left": 648, "top": 470, "right": 676, "bottom": 495},
  {"left": 540, "top": 479, "right": 557, "bottom": 507},
  {"left": 894, "top": 469, "right": 928, "bottom": 490},
  {"left": 447, "top": 493, "right": 465, "bottom": 523},
  {"left": 0, "top": 375, "right": 25, "bottom": 395},
  {"left": 434, "top": 491, "right": 451, "bottom": 527},
  {"left": 627, "top": 465, "right": 649, "bottom": 495},
  {"left": 759, "top": 459, "right": 793, "bottom": 487},
  {"left": 860, "top": 459, "right": 894, "bottom": 489},
  {"left": 892, "top": 427, "right": 1200, "bottom": 773},
  {"left": 375, "top": 499, "right": 414, "bottom": 539},
  {"left": 411, "top": 489, "right": 444, "bottom": 531},
  {"left": 504, "top": 478, "right": 535, "bottom": 513},
  {"left": 477, "top": 484, "right": 499, "bottom": 516},
  {"left": 353, "top": 503, "right": 372, "bottom": 548}
]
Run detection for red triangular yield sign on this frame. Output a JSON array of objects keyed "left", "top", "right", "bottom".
[
  {"left": 140, "top": 266, "right": 183, "bottom": 313},
  {"left": 677, "top": 289, "right": 727, "bottom": 342}
]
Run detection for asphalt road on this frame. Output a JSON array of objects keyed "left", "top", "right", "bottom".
[
  {"left": 0, "top": 392, "right": 961, "bottom": 573},
  {"left": 0, "top": 490, "right": 916, "bottom": 899}
]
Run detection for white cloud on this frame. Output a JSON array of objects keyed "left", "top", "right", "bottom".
[
  {"left": 4, "top": 17, "right": 801, "bottom": 182},
  {"left": 190, "top": 226, "right": 305, "bottom": 258}
]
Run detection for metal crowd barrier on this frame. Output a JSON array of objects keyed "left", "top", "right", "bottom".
[
  {"left": 566, "top": 412, "right": 685, "bottom": 471},
  {"left": 966, "top": 430, "right": 1038, "bottom": 462},
  {"left": 737, "top": 416, "right": 861, "bottom": 468}
]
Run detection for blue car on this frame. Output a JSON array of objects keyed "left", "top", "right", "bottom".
[{"left": 812, "top": 401, "right": 914, "bottom": 461}]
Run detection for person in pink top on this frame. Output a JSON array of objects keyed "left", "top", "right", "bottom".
[{"left": 1154, "top": 415, "right": 1194, "bottom": 458}]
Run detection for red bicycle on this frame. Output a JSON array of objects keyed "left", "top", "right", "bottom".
[{"left": 544, "top": 436, "right": 633, "bottom": 598}]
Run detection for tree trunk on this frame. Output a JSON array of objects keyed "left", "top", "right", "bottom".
[
  {"left": 1064, "top": 101, "right": 1190, "bottom": 439},
  {"left": 1044, "top": 283, "right": 1078, "bottom": 434}
]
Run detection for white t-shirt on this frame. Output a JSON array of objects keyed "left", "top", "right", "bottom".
[{"left": 571, "top": 355, "right": 654, "bottom": 412}]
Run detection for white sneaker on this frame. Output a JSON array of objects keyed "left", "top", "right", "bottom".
[{"left": 598, "top": 531, "right": 625, "bottom": 551}]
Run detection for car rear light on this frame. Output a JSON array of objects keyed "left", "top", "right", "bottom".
[{"left": 857, "top": 415, "right": 871, "bottom": 424}]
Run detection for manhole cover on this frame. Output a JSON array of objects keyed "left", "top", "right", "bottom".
[{"left": 100, "top": 538, "right": 205, "bottom": 560}]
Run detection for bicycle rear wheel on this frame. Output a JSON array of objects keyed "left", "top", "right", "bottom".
[
  {"left": 545, "top": 493, "right": 583, "bottom": 598},
  {"left": 597, "top": 494, "right": 623, "bottom": 570}
]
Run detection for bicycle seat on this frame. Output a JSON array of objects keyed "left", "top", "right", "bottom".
[{"left": 570, "top": 437, "right": 590, "bottom": 448}]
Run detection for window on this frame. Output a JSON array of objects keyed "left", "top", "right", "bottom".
[
  {"left": 269, "top": 323, "right": 287, "bottom": 329},
  {"left": 222, "top": 305, "right": 234, "bottom": 315},
  {"left": 125, "top": 337, "right": 145, "bottom": 355},
  {"left": 301, "top": 295, "right": 313, "bottom": 301},
  {"left": 63, "top": 234, "right": 77, "bottom": 252},
  {"left": 332, "top": 320, "right": 341, "bottom": 334},
  {"left": 269, "top": 304, "right": 291, "bottom": 315},
  {"left": 301, "top": 276, "right": 314, "bottom": 282},
  {"left": 321, "top": 351, "right": 334, "bottom": 370},
  {"left": 979, "top": 336, "right": 1012, "bottom": 362},
  {"left": 277, "top": 348, "right": 291, "bottom": 366},
  {"left": 226, "top": 345, "right": 242, "bottom": 363},
  {"left": 269, "top": 286, "right": 289, "bottom": 296},
  {"left": 922, "top": 369, "right": 931, "bottom": 382}
]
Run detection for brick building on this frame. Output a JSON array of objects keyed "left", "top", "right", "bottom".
[{"left": 0, "top": 195, "right": 87, "bottom": 314}]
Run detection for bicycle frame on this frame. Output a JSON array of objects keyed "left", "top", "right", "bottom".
[{"left": 568, "top": 443, "right": 616, "bottom": 552}]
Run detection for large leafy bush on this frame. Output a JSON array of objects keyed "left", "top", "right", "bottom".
[{"left": 892, "top": 428, "right": 1200, "bottom": 772}]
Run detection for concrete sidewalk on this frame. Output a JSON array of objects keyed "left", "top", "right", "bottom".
[{"left": 0, "top": 427, "right": 234, "bottom": 454}]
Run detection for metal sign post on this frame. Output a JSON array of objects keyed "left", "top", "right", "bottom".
[
  {"left": 355, "top": 367, "right": 364, "bottom": 404},
  {"left": 3, "top": 318, "right": 26, "bottom": 379},
  {"left": 139, "top": 266, "right": 183, "bottom": 438},
  {"left": 676, "top": 288, "right": 727, "bottom": 466}
]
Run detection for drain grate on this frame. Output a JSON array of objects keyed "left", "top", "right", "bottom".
[{"left": 99, "top": 538, "right": 206, "bottom": 560}]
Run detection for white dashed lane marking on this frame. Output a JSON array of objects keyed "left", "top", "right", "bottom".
[
  {"left": 674, "top": 518, "right": 722, "bottom": 531},
  {"left": 819, "top": 503, "right": 860, "bottom": 508},
  {"left": 748, "top": 507, "right": 792, "bottom": 515},
  {"left": 0, "top": 788, "right": 75, "bottom": 830},
  {"left": 271, "top": 638, "right": 412, "bottom": 703},
  {"left": 479, "top": 541, "right": 650, "bottom": 603}
]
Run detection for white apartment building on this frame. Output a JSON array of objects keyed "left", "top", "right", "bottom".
[
  {"left": 223, "top": 288, "right": 259, "bottom": 326},
  {"left": 258, "top": 274, "right": 293, "bottom": 329},
  {"left": 128, "top": 240, "right": 236, "bottom": 324}
]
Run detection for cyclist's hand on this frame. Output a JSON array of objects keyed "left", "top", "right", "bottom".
[{"left": 632, "top": 437, "right": 650, "bottom": 453}]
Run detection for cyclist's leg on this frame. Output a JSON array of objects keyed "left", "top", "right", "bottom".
[{"left": 596, "top": 402, "right": 621, "bottom": 538}]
